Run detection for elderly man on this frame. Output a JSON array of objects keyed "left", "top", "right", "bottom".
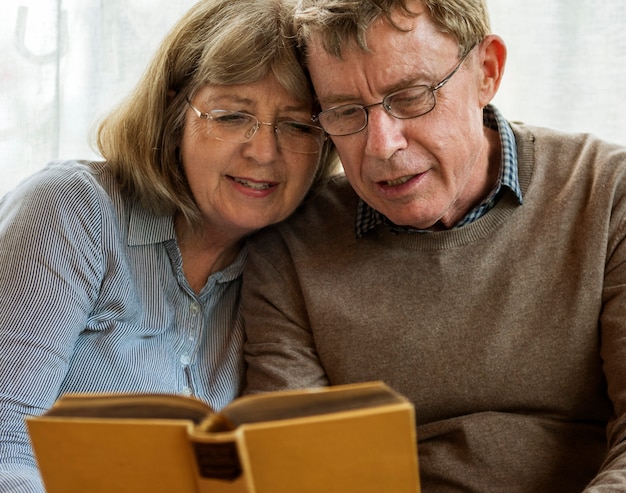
[{"left": 242, "top": 1, "right": 626, "bottom": 490}]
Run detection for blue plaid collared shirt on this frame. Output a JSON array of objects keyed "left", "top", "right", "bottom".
[{"left": 355, "top": 104, "right": 522, "bottom": 237}]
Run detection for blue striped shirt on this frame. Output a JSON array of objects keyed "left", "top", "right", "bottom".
[
  {"left": 0, "top": 160, "right": 245, "bottom": 492},
  {"left": 355, "top": 105, "right": 523, "bottom": 236}
]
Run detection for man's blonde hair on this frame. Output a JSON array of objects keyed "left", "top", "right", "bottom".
[{"left": 295, "top": 0, "right": 490, "bottom": 58}]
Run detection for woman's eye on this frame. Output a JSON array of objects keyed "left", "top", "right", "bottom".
[
  {"left": 213, "top": 112, "right": 253, "bottom": 126},
  {"left": 281, "top": 122, "right": 315, "bottom": 135}
]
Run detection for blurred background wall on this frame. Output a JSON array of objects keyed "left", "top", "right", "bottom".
[{"left": 1, "top": 0, "right": 625, "bottom": 197}]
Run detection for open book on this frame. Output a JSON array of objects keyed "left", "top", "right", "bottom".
[{"left": 27, "top": 381, "right": 420, "bottom": 493}]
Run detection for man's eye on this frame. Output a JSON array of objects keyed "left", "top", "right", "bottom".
[
  {"left": 389, "top": 88, "right": 429, "bottom": 112},
  {"left": 334, "top": 105, "right": 362, "bottom": 119}
]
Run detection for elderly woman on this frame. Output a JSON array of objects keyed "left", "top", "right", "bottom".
[{"left": 0, "top": 0, "right": 335, "bottom": 490}]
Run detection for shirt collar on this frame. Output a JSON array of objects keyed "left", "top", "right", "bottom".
[
  {"left": 128, "top": 201, "right": 176, "bottom": 246},
  {"left": 127, "top": 202, "right": 246, "bottom": 283},
  {"left": 355, "top": 104, "right": 522, "bottom": 238}
]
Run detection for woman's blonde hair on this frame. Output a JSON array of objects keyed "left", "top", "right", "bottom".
[
  {"left": 294, "top": 0, "right": 490, "bottom": 58},
  {"left": 97, "top": 0, "right": 336, "bottom": 231}
]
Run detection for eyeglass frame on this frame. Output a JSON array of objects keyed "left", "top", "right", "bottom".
[
  {"left": 314, "top": 45, "right": 477, "bottom": 137},
  {"left": 185, "top": 98, "right": 327, "bottom": 154}
]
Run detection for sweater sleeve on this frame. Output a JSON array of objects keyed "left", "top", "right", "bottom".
[
  {"left": 585, "top": 228, "right": 626, "bottom": 487},
  {"left": 0, "top": 162, "right": 105, "bottom": 492},
  {"left": 584, "top": 150, "right": 626, "bottom": 490},
  {"left": 242, "top": 227, "right": 329, "bottom": 394}
]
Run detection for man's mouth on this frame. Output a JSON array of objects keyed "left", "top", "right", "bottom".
[{"left": 384, "top": 175, "right": 416, "bottom": 187}]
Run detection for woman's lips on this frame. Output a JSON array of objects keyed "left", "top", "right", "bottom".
[{"left": 229, "top": 176, "right": 277, "bottom": 190}]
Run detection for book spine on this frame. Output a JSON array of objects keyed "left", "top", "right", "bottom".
[{"left": 192, "top": 441, "right": 242, "bottom": 481}]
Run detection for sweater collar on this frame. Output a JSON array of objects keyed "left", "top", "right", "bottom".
[{"left": 355, "top": 104, "right": 522, "bottom": 238}]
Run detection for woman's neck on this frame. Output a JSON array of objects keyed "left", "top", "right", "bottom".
[{"left": 174, "top": 215, "right": 243, "bottom": 294}]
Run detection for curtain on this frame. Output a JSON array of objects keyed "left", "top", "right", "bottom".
[
  {"left": 1, "top": 1, "right": 625, "bottom": 197},
  {"left": 490, "top": 1, "right": 626, "bottom": 146},
  {"left": 0, "top": 0, "right": 197, "bottom": 197}
]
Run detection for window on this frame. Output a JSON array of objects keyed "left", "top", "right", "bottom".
[
  {"left": 490, "top": 1, "right": 626, "bottom": 147},
  {"left": 0, "top": 0, "right": 196, "bottom": 197},
  {"left": 1, "top": 1, "right": 625, "bottom": 197}
]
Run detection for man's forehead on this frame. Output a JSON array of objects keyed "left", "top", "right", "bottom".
[{"left": 306, "top": 4, "right": 427, "bottom": 59}]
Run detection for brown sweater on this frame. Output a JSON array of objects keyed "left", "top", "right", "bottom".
[{"left": 242, "top": 122, "right": 626, "bottom": 492}]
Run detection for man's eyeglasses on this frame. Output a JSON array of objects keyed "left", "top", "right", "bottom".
[
  {"left": 315, "top": 47, "right": 475, "bottom": 137},
  {"left": 186, "top": 99, "right": 326, "bottom": 155}
]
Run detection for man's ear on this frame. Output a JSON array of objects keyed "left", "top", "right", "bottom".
[{"left": 476, "top": 34, "right": 507, "bottom": 107}]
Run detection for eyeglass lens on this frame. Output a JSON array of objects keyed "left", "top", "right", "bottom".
[
  {"left": 318, "top": 86, "right": 435, "bottom": 136},
  {"left": 206, "top": 110, "right": 324, "bottom": 154},
  {"left": 317, "top": 47, "right": 474, "bottom": 137}
]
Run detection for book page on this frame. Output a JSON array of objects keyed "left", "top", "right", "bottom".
[
  {"left": 221, "top": 381, "right": 405, "bottom": 426},
  {"left": 43, "top": 393, "right": 215, "bottom": 424}
]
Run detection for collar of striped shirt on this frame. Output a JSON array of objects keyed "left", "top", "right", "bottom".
[{"left": 355, "top": 104, "right": 523, "bottom": 238}]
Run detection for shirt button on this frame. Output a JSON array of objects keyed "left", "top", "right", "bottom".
[
  {"left": 180, "top": 354, "right": 191, "bottom": 365},
  {"left": 190, "top": 302, "right": 201, "bottom": 314},
  {"left": 182, "top": 386, "right": 193, "bottom": 396}
]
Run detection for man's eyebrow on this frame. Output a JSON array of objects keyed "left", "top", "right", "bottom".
[
  {"left": 317, "top": 94, "right": 359, "bottom": 107},
  {"left": 318, "top": 72, "right": 432, "bottom": 108}
]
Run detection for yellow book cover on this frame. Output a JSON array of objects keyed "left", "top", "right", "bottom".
[{"left": 26, "top": 381, "right": 420, "bottom": 493}]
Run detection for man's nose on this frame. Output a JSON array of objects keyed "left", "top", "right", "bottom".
[{"left": 363, "top": 106, "right": 408, "bottom": 160}]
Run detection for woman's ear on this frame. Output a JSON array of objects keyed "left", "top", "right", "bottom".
[
  {"left": 476, "top": 34, "right": 507, "bottom": 107},
  {"left": 167, "top": 89, "right": 178, "bottom": 105}
]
